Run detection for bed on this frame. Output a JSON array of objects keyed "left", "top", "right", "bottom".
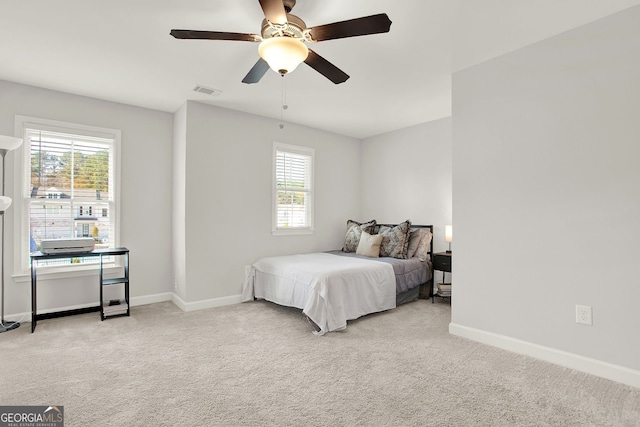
[{"left": 241, "top": 221, "right": 433, "bottom": 334}]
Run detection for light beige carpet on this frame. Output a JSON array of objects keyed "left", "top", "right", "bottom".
[{"left": 1, "top": 299, "right": 638, "bottom": 426}]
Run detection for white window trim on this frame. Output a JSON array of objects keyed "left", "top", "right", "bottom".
[
  {"left": 272, "top": 141, "right": 314, "bottom": 236},
  {"left": 12, "top": 115, "right": 122, "bottom": 280}
]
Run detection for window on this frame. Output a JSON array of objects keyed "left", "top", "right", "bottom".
[
  {"left": 15, "top": 116, "right": 120, "bottom": 271},
  {"left": 272, "top": 142, "right": 314, "bottom": 235}
]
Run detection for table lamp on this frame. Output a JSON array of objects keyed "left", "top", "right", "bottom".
[{"left": 445, "top": 225, "right": 452, "bottom": 253}]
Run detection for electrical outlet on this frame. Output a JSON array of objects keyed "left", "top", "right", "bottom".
[{"left": 576, "top": 305, "right": 592, "bottom": 325}]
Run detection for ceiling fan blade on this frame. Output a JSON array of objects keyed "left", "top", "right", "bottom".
[
  {"left": 242, "top": 58, "right": 271, "bottom": 84},
  {"left": 308, "top": 13, "right": 392, "bottom": 42},
  {"left": 304, "top": 50, "right": 349, "bottom": 84},
  {"left": 258, "top": 0, "right": 287, "bottom": 26},
  {"left": 170, "top": 29, "right": 259, "bottom": 42}
]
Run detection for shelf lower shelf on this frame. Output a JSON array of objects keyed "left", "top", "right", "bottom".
[
  {"left": 102, "top": 278, "right": 129, "bottom": 286},
  {"left": 102, "top": 312, "right": 129, "bottom": 319}
]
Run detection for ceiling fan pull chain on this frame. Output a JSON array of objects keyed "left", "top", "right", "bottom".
[{"left": 279, "top": 76, "right": 288, "bottom": 129}]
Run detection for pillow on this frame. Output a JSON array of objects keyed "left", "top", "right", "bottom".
[
  {"left": 342, "top": 219, "right": 376, "bottom": 253},
  {"left": 356, "top": 231, "right": 383, "bottom": 257},
  {"left": 408, "top": 228, "right": 433, "bottom": 261},
  {"left": 406, "top": 228, "right": 424, "bottom": 258},
  {"left": 378, "top": 220, "right": 412, "bottom": 259}
]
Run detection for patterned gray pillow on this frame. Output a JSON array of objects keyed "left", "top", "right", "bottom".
[
  {"left": 378, "top": 220, "right": 412, "bottom": 259},
  {"left": 342, "top": 219, "right": 376, "bottom": 252}
]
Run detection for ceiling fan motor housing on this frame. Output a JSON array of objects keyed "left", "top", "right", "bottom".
[{"left": 261, "top": 14, "right": 307, "bottom": 40}]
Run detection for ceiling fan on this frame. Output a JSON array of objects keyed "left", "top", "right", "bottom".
[{"left": 170, "top": 0, "right": 392, "bottom": 84}]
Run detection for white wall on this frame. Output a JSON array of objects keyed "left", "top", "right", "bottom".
[
  {"left": 178, "top": 101, "right": 362, "bottom": 304},
  {"left": 361, "top": 118, "right": 452, "bottom": 251},
  {"left": 172, "top": 103, "right": 188, "bottom": 301},
  {"left": 452, "top": 6, "right": 640, "bottom": 372},
  {"left": 0, "top": 80, "right": 174, "bottom": 316}
]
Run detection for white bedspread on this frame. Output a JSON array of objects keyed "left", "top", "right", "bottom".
[{"left": 241, "top": 252, "right": 396, "bottom": 335}]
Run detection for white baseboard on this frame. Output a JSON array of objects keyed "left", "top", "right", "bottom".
[
  {"left": 171, "top": 293, "right": 242, "bottom": 312},
  {"left": 130, "top": 292, "right": 173, "bottom": 306},
  {"left": 5, "top": 293, "right": 175, "bottom": 323},
  {"left": 4, "top": 293, "right": 241, "bottom": 323},
  {"left": 449, "top": 322, "right": 640, "bottom": 390}
]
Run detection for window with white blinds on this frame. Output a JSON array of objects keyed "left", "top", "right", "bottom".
[
  {"left": 17, "top": 117, "right": 120, "bottom": 269},
  {"left": 273, "top": 142, "right": 314, "bottom": 234}
]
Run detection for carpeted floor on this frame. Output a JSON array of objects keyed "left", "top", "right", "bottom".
[{"left": 1, "top": 299, "right": 639, "bottom": 426}]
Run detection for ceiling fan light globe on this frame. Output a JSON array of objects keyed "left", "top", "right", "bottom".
[{"left": 258, "top": 37, "right": 309, "bottom": 75}]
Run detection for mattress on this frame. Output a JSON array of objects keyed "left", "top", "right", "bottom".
[{"left": 325, "top": 250, "right": 432, "bottom": 294}]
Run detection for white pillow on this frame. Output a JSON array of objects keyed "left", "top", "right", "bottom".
[
  {"left": 356, "top": 231, "right": 383, "bottom": 258},
  {"left": 406, "top": 228, "right": 423, "bottom": 258},
  {"left": 407, "top": 228, "right": 433, "bottom": 260},
  {"left": 414, "top": 230, "right": 433, "bottom": 262}
]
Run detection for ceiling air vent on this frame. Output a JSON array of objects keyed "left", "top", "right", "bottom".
[{"left": 193, "top": 85, "right": 222, "bottom": 96}]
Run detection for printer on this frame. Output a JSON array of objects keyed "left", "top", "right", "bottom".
[{"left": 40, "top": 238, "right": 95, "bottom": 254}]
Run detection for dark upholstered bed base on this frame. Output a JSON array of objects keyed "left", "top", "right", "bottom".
[
  {"left": 396, "top": 279, "right": 433, "bottom": 306},
  {"left": 396, "top": 287, "right": 419, "bottom": 305}
]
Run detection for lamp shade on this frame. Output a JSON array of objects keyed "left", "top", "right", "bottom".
[
  {"left": 259, "top": 37, "right": 309, "bottom": 75},
  {"left": 0, "top": 196, "right": 11, "bottom": 213},
  {"left": 0, "top": 135, "right": 23, "bottom": 154},
  {"left": 445, "top": 225, "right": 453, "bottom": 243}
]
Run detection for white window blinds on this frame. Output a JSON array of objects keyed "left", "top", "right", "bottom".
[{"left": 273, "top": 143, "right": 314, "bottom": 232}]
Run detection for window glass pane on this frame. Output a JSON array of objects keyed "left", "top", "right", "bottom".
[
  {"left": 29, "top": 130, "right": 112, "bottom": 201},
  {"left": 276, "top": 151, "right": 311, "bottom": 191},
  {"left": 276, "top": 191, "right": 309, "bottom": 228},
  {"left": 30, "top": 201, "right": 73, "bottom": 243}
]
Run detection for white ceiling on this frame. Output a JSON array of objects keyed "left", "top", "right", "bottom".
[{"left": 2, "top": 0, "right": 639, "bottom": 139}]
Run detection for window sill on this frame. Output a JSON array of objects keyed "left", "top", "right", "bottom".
[
  {"left": 12, "top": 264, "right": 123, "bottom": 283},
  {"left": 272, "top": 228, "right": 315, "bottom": 236}
]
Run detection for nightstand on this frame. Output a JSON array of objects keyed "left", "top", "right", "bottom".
[{"left": 432, "top": 252, "right": 452, "bottom": 303}]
